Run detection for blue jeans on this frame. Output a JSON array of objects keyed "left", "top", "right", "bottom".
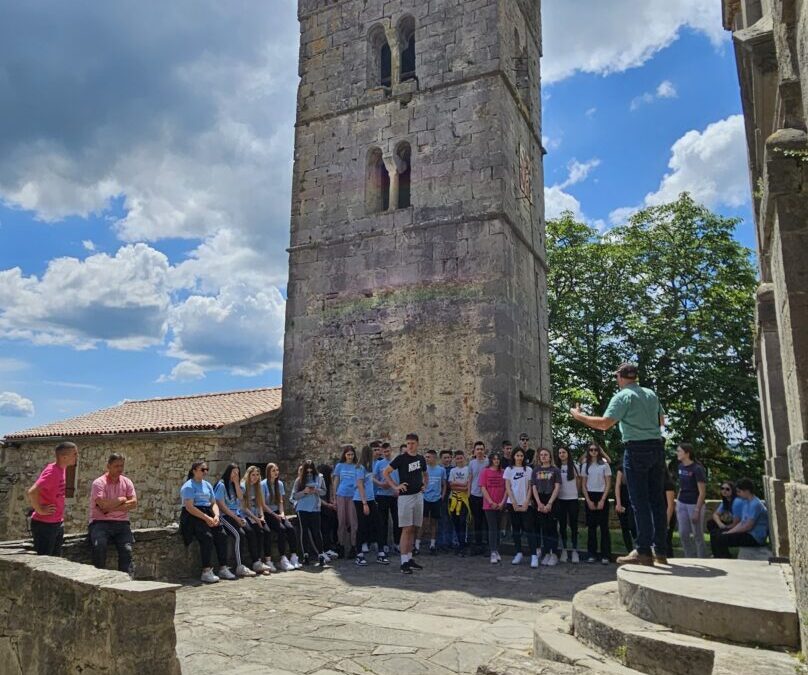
[{"left": 623, "top": 440, "right": 667, "bottom": 556}]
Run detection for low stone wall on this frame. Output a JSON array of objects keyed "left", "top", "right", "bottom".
[
  {"left": 787, "top": 482, "right": 808, "bottom": 655},
  {"left": 0, "top": 548, "right": 181, "bottom": 674}
]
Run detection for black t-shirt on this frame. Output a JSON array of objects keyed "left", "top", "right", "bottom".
[
  {"left": 524, "top": 448, "right": 536, "bottom": 466},
  {"left": 616, "top": 467, "right": 630, "bottom": 504},
  {"left": 389, "top": 453, "right": 428, "bottom": 496}
]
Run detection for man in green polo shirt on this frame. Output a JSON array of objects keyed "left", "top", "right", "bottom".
[{"left": 570, "top": 363, "right": 667, "bottom": 567}]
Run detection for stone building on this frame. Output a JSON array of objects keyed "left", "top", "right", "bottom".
[
  {"left": 281, "top": 0, "right": 551, "bottom": 459},
  {"left": 723, "top": 0, "right": 808, "bottom": 653},
  {"left": 0, "top": 387, "right": 281, "bottom": 539}
]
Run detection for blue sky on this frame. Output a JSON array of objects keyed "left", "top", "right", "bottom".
[{"left": 0, "top": 1, "right": 753, "bottom": 435}]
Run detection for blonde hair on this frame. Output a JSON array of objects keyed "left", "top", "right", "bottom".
[{"left": 242, "top": 465, "right": 266, "bottom": 513}]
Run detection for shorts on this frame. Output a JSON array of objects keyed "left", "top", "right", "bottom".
[
  {"left": 423, "top": 499, "right": 442, "bottom": 519},
  {"left": 398, "top": 494, "right": 424, "bottom": 528}
]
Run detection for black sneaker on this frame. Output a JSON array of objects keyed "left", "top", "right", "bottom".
[
  {"left": 429, "top": 545, "right": 437, "bottom": 556},
  {"left": 400, "top": 562, "right": 413, "bottom": 574},
  {"left": 413, "top": 547, "right": 420, "bottom": 556},
  {"left": 408, "top": 559, "right": 423, "bottom": 570},
  {"left": 355, "top": 555, "right": 368, "bottom": 566},
  {"left": 376, "top": 553, "right": 390, "bottom": 565}
]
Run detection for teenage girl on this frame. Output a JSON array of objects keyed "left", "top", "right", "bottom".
[
  {"left": 479, "top": 451, "right": 506, "bottom": 564},
  {"left": 580, "top": 443, "right": 612, "bottom": 564},
  {"left": 333, "top": 445, "right": 362, "bottom": 558},
  {"left": 263, "top": 463, "right": 301, "bottom": 570},
  {"left": 292, "top": 460, "right": 329, "bottom": 567},
  {"left": 242, "top": 465, "right": 276, "bottom": 573},
  {"left": 214, "top": 463, "right": 260, "bottom": 576},
  {"left": 504, "top": 448, "right": 535, "bottom": 566},
  {"left": 555, "top": 446, "right": 580, "bottom": 563}
]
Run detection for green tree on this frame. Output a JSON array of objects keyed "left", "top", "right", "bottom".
[{"left": 548, "top": 194, "right": 762, "bottom": 490}]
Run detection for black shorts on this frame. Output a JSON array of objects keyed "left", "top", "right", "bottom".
[{"left": 423, "top": 500, "right": 442, "bottom": 519}]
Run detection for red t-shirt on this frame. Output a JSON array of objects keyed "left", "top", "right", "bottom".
[
  {"left": 478, "top": 467, "right": 506, "bottom": 510},
  {"left": 31, "top": 462, "right": 66, "bottom": 524}
]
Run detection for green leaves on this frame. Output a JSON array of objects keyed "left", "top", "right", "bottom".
[{"left": 547, "top": 194, "right": 762, "bottom": 491}]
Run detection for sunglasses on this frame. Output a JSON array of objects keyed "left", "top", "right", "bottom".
[
  {"left": 200, "top": 467, "right": 209, "bottom": 472},
  {"left": 720, "top": 486, "right": 730, "bottom": 491}
]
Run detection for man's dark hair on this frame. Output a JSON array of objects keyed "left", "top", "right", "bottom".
[
  {"left": 425, "top": 449, "right": 437, "bottom": 457},
  {"left": 370, "top": 440, "right": 382, "bottom": 448},
  {"left": 439, "top": 449, "right": 452, "bottom": 458},
  {"left": 453, "top": 449, "right": 465, "bottom": 457},
  {"left": 736, "top": 478, "right": 755, "bottom": 493},
  {"left": 405, "top": 433, "right": 419, "bottom": 442},
  {"left": 501, "top": 439, "right": 512, "bottom": 447},
  {"left": 55, "top": 441, "right": 77, "bottom": 455},
  {"left": 381, "top": 442, "right": 391, "bottom": 449},
  {"left": 107, "top": 452, "right": 125, "bottom": 464},
  {"left": 399, "top": 443, "right": 407, "bottom": 451},
  {"left": 473, "top": 441, "right": 485, "bottom": 448}
]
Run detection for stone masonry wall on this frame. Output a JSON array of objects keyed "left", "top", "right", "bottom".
[
  {"left": 282, "top": 0, "right": 550, "bottom": 463},
  {"left": 0, "top": 549, "right": 180, "bottom": 674}
]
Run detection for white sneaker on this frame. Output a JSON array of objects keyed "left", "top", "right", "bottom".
[
  {"left": 546, "top": 553, "right": 559, "bottom": 567},
  {"left": 279, "top": 556, "right": 295, "bottom": 572},
  {"left": 235, "top": 564, "right": 256, "bottom": 577},
  {"left": 217, "top": 566, "right": 236, "bottom": 580},
  {"left": 490, "top": 552, "right": 498, "bottom": 564},
  {"left": 326, "top": 549, "right": 339, "bottom": 559},
  {"left": 290, "top": 553, "right": 302, "bottom": 569},
  {"left": 264, "top": 559, "right": 277, "bottom": 573},
  {"left": 511, "top": 552, "right": 523, "bottom": 565},
  {"left": 530, "top": 555, "right": 539, "bottom": 568},
  {"left": 571, "top": 550, "right": 580, "bottom": 564},
  {"left": 200, "top": 569, "right": 219, "bottom": 583},
  {"left": 495, "top": 551, "right": 501, "bottom": 562},
  {"left": 540, "top": 554, "right": 552, "bottom": 566},
  {"left": 252, "top": 561, "right": 267, "bottom": 574},
  {"left": 601, "top": 557, "right": 610, "bottom": 565}
]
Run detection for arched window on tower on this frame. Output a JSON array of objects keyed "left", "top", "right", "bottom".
[
  {"left": 398, "top": 16, "right": 416, "bottom": 83},
  {"left": 396, "top": 142, "right": 412, "bottom": 209},
  {"left": 366, "top": 148, "right": 390, "bottom": 214},
  {"left": 368, "top": 25, "right": 392, "bottom": 90}
]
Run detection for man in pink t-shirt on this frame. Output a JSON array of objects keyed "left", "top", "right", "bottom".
[
  {"left": 27, "top": 442, "right": 79, "bottom": 556},
  {"left": 89, "top": 453, "right": 138, "bottom": 575}
]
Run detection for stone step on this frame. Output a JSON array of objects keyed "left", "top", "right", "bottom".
[
  {"left": 616, "top": 559, "right": 800, "bottom": 649},
  {"left": 532, "top": 604, "right": 643, "bottom": 674},
  {"left": 572, "top": 582, "right": 798, "bottom": 675},
  {"left": 476, "top": 653, "right": 585, "bottom": 675}
]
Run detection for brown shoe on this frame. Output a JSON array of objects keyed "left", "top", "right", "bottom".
[
  {"left": 653, "top": 554, "right": 669, "bottom": 565},
  {"left": 616, "top": 550, "right": 654, "bottom": 566}
]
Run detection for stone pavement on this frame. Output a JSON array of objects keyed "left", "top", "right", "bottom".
[{"left": 174, "top": 553, "right": 616, "bottom": 674}]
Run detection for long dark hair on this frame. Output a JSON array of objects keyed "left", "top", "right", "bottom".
[
  {"left": 318, "top": 464, "right": 333, "bottom": 501},
  {"left": 339, "top": 444, "right": 358, "bottom": 464},
  {"left": 555, "top": 446, "right": 577, "bottom": 481},
  {"left": 218, "top": 463, "right": 240, "bottom": 500},
  {"left": 295, "top": 460, "right": 319, "bottom": 491},
  {"left": 720, "top": 480, "right": 737, "bottom": 510},
  {"left": 187, "top": 460, "right": 207, "bottom": 480},
  {"left": 488, "top": 451, "right": 504, "bottom": 471}
]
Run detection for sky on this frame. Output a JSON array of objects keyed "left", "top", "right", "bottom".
[{"left": 0, "top": 0, "right": 754, "bottom": 435}]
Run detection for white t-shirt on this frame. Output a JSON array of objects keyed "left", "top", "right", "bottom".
[
  {"left": 579, "top": 461, "right": 611, "bottom": 493},
  {"left": 449, "top": 466, "right": 470, "bottom": 493},
  {"left": 558, "top": 463, "right": 580, "bottom": 500},
  {"left": 503, "top": 465, "right": 533, "bottom": 506}
]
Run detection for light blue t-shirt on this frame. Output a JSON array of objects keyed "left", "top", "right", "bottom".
[
  {"left": 334, "top": 462, "right": 363, "bottom": 498},
  {"left": 180, "top": 479, "right": 215, "bottom": 507},
  {"left": 213, "top": 480, "right": 242, "bottom": 516},
  {"left": 716, "top": 497, "right": 744, "bottom": 522},
  {"left": 261, "top": 478, "right": 285, "bottom": 513},
  {"left": 424, "top": 465, "right": 445, "bottom": 502},
  {"left": 373, "top": 458, "right": 398, "bottom": 497},
  {"left": 240, "top": 481, "right": 262, "bottom": 516},
  {"left": 740, "top": 496, "right": 769, "bottom": 544},
  {"left": 353, "top": 469, "right": 373, "bottom": 502},
  {"left": 294, "top": 475, "right": 324, "bottom": 512}
]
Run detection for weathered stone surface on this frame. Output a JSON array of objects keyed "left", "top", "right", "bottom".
[{"left": 788, "top": 481, "right": 808, "bottom": 654}]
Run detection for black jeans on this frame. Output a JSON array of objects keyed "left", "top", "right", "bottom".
[
  {"left": 452, "top": 503, "right": 469, "bottom": 548},
  {"left": 298, "top": 511, "right": 324, "bottom": 557},
  {"left": 31, "top": 520, "right": 64, "bottom": 557},
  {"left": 267, "top": 514, "right": 297, "bottom": 556},
  {"left": 623, "top": 439, "right": 667, "bottom": 556},
  {"left": 89, "top": 520, "right": 134, "bottom": 574},
  {"left": 710, "top": 531, "right": 763, "bottom": 558},
  {"left": 556, "top": 498, "right": 579, "bottom": 550},
  {"left": 485, "top": 510, "right": 501, "bottom": 552},
  {"left": 354, "top": 500, "right": 384, "bottom": 550},
  {"left": 320, "top": 507, "right": 338, "bottom": 551},
  {"left": 509, "top": 505, "right": 537, "bottom": 554},
  {"left": 376, "top": 495, "right": 400, "bottom": 548},
  {"left": 470, "top": 495, "right": 486, "bottom": 547},
  {"left": 535, "top": 495, "right": 559, "bottom": 555},
  {"left": 189, "top": 515, "right": 229, "bottom": 569},
  {"left": 585, "top": 492, "right": 610, "bottom": 559},
  {"left": 617, "top": 501, "right": 637, "bottom": 553}
]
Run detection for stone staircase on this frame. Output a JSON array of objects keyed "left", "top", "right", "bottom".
[{"left": 484, "top": 559, "right": 805, "bottom": 675}]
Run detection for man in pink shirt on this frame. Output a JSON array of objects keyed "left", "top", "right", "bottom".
[
  {"left": 27, "top": 442, "right": 79, "bottom": 556},
  {"left": 89, "top": 453, "right": 138, "bottom": 575}
]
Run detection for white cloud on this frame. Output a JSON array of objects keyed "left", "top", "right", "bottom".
[
  {"left": 43, "top": 380, "right": 102, "bottom": 391},
  {"left": 543, "top": 1, "right": 725, "bottom": 83},
  {"left": 82, "top": 240, "right": 96, "bottom": 252},
  {"left": 585, "top": 107, "right": 598, "bottom": 118},
  {"left": 631, "top": 80, "right": 679, "bottom": 110},
  {"left": 558, "top": 158, "right": 601, "bottom": 190},
  {"left": 0, "top": 358, "right": 27, "bottom": 373},
  {"left": 0, "top": 391, "right": 34, "bottom": 417},
  {"left": 609, "top": 115, "right": 749, "bottom": 222},
  {"left": 157, "top": 361, "right": 206, "bottom": 383},
  {"left": 545, "top": 185, "right": 585, "bottom": 221}
]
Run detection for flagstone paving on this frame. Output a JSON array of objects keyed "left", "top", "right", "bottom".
[{"left": 174, "top": 553, "right": 616, "bottom": 674}]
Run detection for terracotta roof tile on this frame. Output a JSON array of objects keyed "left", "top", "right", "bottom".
[{"left": 3, "top": 387, "right": 282, "bottom": 440}]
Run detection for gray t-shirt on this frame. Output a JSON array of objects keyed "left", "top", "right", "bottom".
[{"left": 469, "top": 458, "right": 489, "bottom": 497}]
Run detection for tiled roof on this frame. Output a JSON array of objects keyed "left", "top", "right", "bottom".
[{"left": 3, "top": 387, "right": 282, "bottom": 440}]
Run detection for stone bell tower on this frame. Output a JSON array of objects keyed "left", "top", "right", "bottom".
[{"left": 281, "top": 0, "right": 550, "bottom": 460}]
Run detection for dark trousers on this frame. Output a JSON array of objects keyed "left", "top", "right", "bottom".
[
  {"left": 221, "top": 514, "right": 262, "bottom": 567},
  {"left": 470, "top": 494, "right": 486, "bottom": 547},
  {"left": 252, "top": 518, "right": 273, "bottom": 557},
  {"left": 485, "top": 510, "right": 501, "bottom": 551},
  {"left": 451, "top": 503, "right": 469, "bottom": 548},
  {"left": 320, "top": 507, "right": 338, "bottom": 551},
  {"left": 557, "top": 498, "right": 579, "bottom": 550},
  {"left": 509, "top": 505, "right": 537, "bottom": 553},
  {"left": 376, "top": 495, "right": 400, "bottom": 547},
  {"left": 536, "top": 495, "right": 559, "bottom": 554},
  {"left": 189, "top": 516, "right": 229, "bottom": 569},
  {"left": 710, "top": 531, "right": 763, "bottom": 558},
  {"left": 31, "top": 520, "right": 64, "bottom": 557},
  {"left": 238, "top": 519, "right": 262, "bottom": 562},
  {"left": 623, "top": 439, "right": 668, "bottom": 556},
  {"left": 89, "top": 520, "right": 134, "bottom": 574},
  {"left": 298, "top": 511, "right": 324, "bottom": 558},
  {"left": 585, "top": 492, "right": 610, "bottom": 559},
  {"left": 354, "top": 500, "right": 383, "bottom": 550},
  {"left": 617, "top": 502, "right": 637, "bottom": 553},
  {"left": 267, "top": 515, "right": 297, "bottom": 556}
]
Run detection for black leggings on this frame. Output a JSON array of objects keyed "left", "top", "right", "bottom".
[
  {"left": 376, "top": 495, "right": 400, "bottom": 548},
  {"left": 617, "top": 501, "right": 637, "bottom": 553},
  {"left": 509, "top": 506, "right": 537, "bottom": 553},
  {"left": 221, "top": 514, "right": 261, "bottom": 566},
  {"left": 585, "top": 492, "right": 611, "bottom": 559},
  {"left": 320, "top": 507, "right": 338, "bottom": 551},
  {"left": 267, "top": 514, "right": 297, "bottom": 556},
  {"left": 485, "top": 510, "right": 501, "bottom": 552},
  {"left": 556, "top": 499, "right": 579, "bottom": 550},
  {"left": 535, "top": 495, "right": 559, "bottom": 555},
  {"left": 470, "top": 495, "right": 486, "bottom": 546},
  {"left": 189, "top": 515, "right": 229, "bottom": 569},
  {"left": 354, "top": 500, "right": 384, "bottom": 549},
  {"left": 298, "top": 511, "right": 324, "bottom": 557}
]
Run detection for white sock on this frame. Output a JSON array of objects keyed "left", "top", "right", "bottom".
[
  {"left": 415, "top": 539, "right": 420, "bottom": 548},
  {"left": 430, "top": 539, "right": 436, "bottom": 547},
  {"left": 401, "top": 553, "right": 411, "bottom": 563},
  {"left": 361, "top": 543, "right": 369, "bottom": 553}
]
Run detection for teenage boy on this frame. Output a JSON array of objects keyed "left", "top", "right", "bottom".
[
  {"left": 384, "top": 433, "right": 428, "bottom": 574},
  {"left": 27, "top": 442, "right": 79, "bottom": 556},
  {"left": 374, "top": 442, "right": 400, "bottom": 552},
  {"left": 501, "top": 440, "right": 514, "bottom": 468},
  {"left": 437, "top": 450, "right": 456, "bottom": 550},
  {"left": 89, "top": 453, "right": 138, "bottom": 575},
  {"left": 710, "top": 478, "right": 769, "bottom": 558},
  {"left": 418, "top": 450, "right": 446, "bottom": 555},
  {"left": 448, "top": 450, "right": 471, "bottom": 555},
  {"left": 468, "top": 441, "right": 488, "bottom": 554},
  {"left": 518, "top": 434, "right": 535, "bottom": 466}
]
